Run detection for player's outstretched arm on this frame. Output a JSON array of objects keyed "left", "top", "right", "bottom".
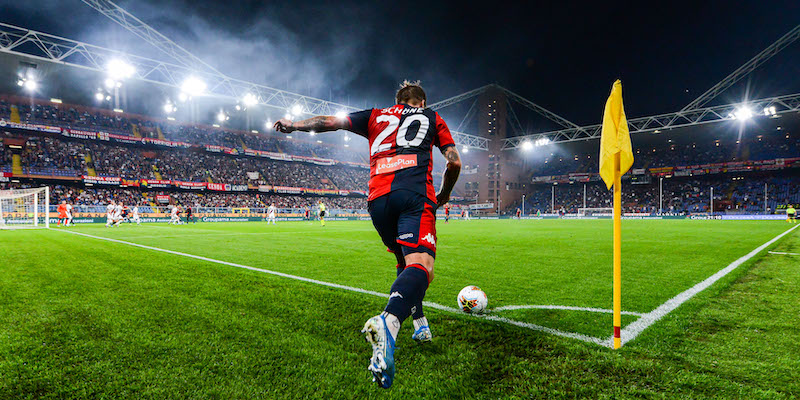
[
  {"left": 273, "top": 116, "right": 348, "bottom": 134},
  {"left": 436, "top": 146, "right": 462, "bottom": 208}
]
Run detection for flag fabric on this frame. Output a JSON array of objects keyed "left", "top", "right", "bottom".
[{"left": 599, "top": 80, "right": 634, "bottom": 190}]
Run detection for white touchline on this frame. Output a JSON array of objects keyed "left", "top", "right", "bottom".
[
  {"left": 619, "top": 224, "right": 800, "bottom": 346},
  {"left": 52, "top": 229, "right": 611, "bottom": 347},
  {"left": 768, "top": 251, "right": 800, "bottom": 256}
]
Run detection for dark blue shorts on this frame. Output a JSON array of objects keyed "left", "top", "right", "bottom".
[{"left": 368, "top": 190, "right": 437, "bottom": 258}]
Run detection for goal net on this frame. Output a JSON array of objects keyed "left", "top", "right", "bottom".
[
  {"left": 0, "top": 187, "right": 50, "bottom": 229},
  {"left": 577, "top": 207, "right": 614, "bottom": 217}
]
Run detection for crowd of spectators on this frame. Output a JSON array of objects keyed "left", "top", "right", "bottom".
[
  {"left": 0, "top": 98, "right": 367, "bottom": 164},
  {"left": 521, "top": 129, "right": 799, "bottom": 178},
  {"left": 517, "top": 175, "right": 800, "bottom": 214},
  {"left": 38, "top": 184, "right": 367, "bottom": 211},
  {"left": 1, "top": 133, "right": 369, "bottom": 190}
]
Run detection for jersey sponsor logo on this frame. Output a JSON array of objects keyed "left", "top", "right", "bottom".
[
  {"left": 375, "top": 154, "right": 418, "bottom": 175},
  {"left": 422, "top": 233, "right": 436, "bottom": 246},
  {"left": 398, "top": 233, "right": 413, "bottom": 240},
  {"left": 389, "top": 291, "right": 404, "bottom": 299}
]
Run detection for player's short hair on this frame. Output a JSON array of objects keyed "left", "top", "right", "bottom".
[{"left": 396, "top": 80, "right": 426, "bottom": 105}]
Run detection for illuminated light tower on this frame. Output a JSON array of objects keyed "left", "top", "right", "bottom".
[
  {"left": 181, "top": 76, "right": 207, "bottom": 98},
  {"left": 242, "top": 93, "right": 258, "bottom": 107},
  {"left": 521, "top": 140, "right": 534, "bottom": 151},
  {"left": 23, "top": 79, "right": 37, "bottom": 92},
  {"left": 335, "top": 110, "right": 347, "bottom": 119},
  {"left": 105, "top": 59, "right": 135, "bottom": 110},
  {"left": 291, "top": 104, "right": 303, "bottom": 117}
]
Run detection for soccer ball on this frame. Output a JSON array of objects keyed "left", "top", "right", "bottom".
[{"left": 457, "top": 285, "right": 488, "bottom": 314}]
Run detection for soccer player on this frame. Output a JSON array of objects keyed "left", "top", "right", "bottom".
[
  {"left": 444, "top": 203, "right": 450, "bottom": 223},
  {"left": 516, "top": 207, "right": 522, "bottom": 219},
  {"left": 105, "top": 200, "right": 116, "bottom": 227},
  {"left": 267, "top": 203, "right": 277, "bottom": 225},
  {"left": 113, "top": 201, "right": 124, "bottom": 227},
  {"left": 132, "top": 204, "right": 141, "bottom": 225},
  {"left": 65, "top": 201, "right": 73, "bottom": 226},
  {"left": 787, "top": 204, "right": 796, "bottom": 223},
  {"left": 318, "top": 201, "right": 326, "bottom": 227},
  {"left": 169, "top": 204, "right": 181, "bottom": 225},
  {"left": 463, "top": 207, "right": 471, "bottom": 221},
  {"left": 186, "top": 206, "right": 195, "bottom": 224},
  {"left": 57, "top": 200, "right": 67, "bottom": 226},
  {"left": 274, "top": 81, "right": 461, "bottom": 389},
  {"left": 304, "top": 206, "right": 311, "bottom": 222}
]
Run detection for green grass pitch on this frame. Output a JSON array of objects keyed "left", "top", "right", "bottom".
[{"left": 1, "top": 219, "right": 798, "bottom": 398}]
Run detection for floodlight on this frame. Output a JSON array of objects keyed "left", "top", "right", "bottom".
[
  {"left": 309, "top": 131, "right": 316, "bottom": 136},
  {"left": 106, "top": 59, "right": 135, "bottom": 80},
  {"left": 164, "top": 103, "right": 176, "bottom": 113},
  {"left": 235, "top": 105, "right": 241, "bottom": 111},
  {"left": 335, "top": 110, "right": 347, "bottom": 119},
  {"left": 462, "top": 147, "right": 469, "bottom": 153},
  {"left": 181, "top": 76, "right": 207, "bottom": 96},
  {"left": 284, "top": 113, "right": 292, "bottom": 120},
  {"left": 242, "top": 93, "right": 258, "bottom": 107},
  {"left": 217, "top": 111, "right": 226, "bottom": 122},
  {"left": 265, "top": 120, "right": 272, "bottom": 128},
  {"left": 178, "top": 93, "right": 188, "bottom": 102},
  {"left": 521, "top": 140, "right": 534, "bottom": 151},
  {"left": 95, "top": 92, "right": 105, "bottom": 101},
  {"left": 23, "top": 79, "right": 37, "bottom": 91},
  {"left": 16, "top": 79, "right": 24, "bottom": 86},
  {"left": 733, "top": 107, "right": 753, "bottom": 120},
  {"left": 291, "top": 104, "right": 303, "bottom": 116}
]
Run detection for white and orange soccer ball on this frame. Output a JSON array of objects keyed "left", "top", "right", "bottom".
[{"left": 457, "top": 285, "right": 488, "bottom": 314}]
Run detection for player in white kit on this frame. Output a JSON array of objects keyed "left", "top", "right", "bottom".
[
  {"left": 113, "top": 202, "right": 124, "bottom": 227},
  {"left": 267, "top": 203, "right": 277, "bottom": 225},
  {"left": 169, "top": 204, "right": 182, "bottom": 224},
  {"left": 65, "top": 202, "right": 74, "bottom": 226},
  {"left": 105, "top": 200, "right": 116, "bottom": 227},
  {"left": 132, "top": 204, "right": 141, "bottom": 225}
]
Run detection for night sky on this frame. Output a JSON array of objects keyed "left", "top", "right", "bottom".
[{"left": 3, "top": 0, "right": 800, "bottom": 128}]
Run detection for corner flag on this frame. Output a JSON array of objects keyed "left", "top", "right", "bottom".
[
  {"left": 599, "top": 80, "right": 633, "bottom": 349},
  {"left": 599, "top": 80, "right": 633, "bottom": 189}
]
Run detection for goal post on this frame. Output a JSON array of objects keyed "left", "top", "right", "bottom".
[
  {"left": 577, "top": 207, "right": 614, "bottom": 217},
  {"left": 0, "top": 187, "right": 50, "bottom": 229}
]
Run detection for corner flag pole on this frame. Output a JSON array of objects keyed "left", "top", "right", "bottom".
[
  {"left": 613, "top": 153, "right": 622, "bottom": 349},
  {"left": 599, "top": 80, "right": 633, "bottom": 350}
]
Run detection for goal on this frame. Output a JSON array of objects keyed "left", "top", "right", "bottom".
[
  {"left": 577, "top": 207, "right": 614, "bottom": 217},
  {"left": 0, "top": 187, "right": 50, "bottom": 229}
]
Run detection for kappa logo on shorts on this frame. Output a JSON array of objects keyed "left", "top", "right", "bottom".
[
  {"left": 398, "top": 233, "right": 413, "bottom": 240},
  {"left": 389, "top": 291, "right": 403, "bottom": 299},
  {"left": 422, "top": 233, "right": 436, "bottom": 246}
]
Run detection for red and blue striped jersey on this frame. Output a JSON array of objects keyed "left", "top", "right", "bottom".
[{"left": 346, "top": 104, "right": 455, "bottom": 203}]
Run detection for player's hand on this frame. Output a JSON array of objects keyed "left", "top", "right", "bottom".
[
  {"left": 274, "top": 119, "right": 295, "bottom": 133},
  {"left": 436, "top": 192, "right": 449, "bottom": 208}
]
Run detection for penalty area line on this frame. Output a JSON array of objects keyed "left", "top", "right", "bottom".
[
  {"left": 620, "top": 224, "right": 800, "bottom": 346},
  {"left": 51, "top": 228, "right": 612, "bottom": 348}
]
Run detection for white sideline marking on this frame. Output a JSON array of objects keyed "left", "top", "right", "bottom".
[
  {"left": 620, "top": 224, "right": 800, "bottom": 346},
  {"left": 494, "top": 304, "right": 645, "bottom": 317},
  {"left": 52, "top": 229, "right": 611, "bottom": 348},
  {"left": 768, "top": 251, "right": 800, "bottom": 256}
]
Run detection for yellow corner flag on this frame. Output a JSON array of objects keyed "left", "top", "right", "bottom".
[{"left": 599, "top": 80, "right": 634, "bottom": 349}]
